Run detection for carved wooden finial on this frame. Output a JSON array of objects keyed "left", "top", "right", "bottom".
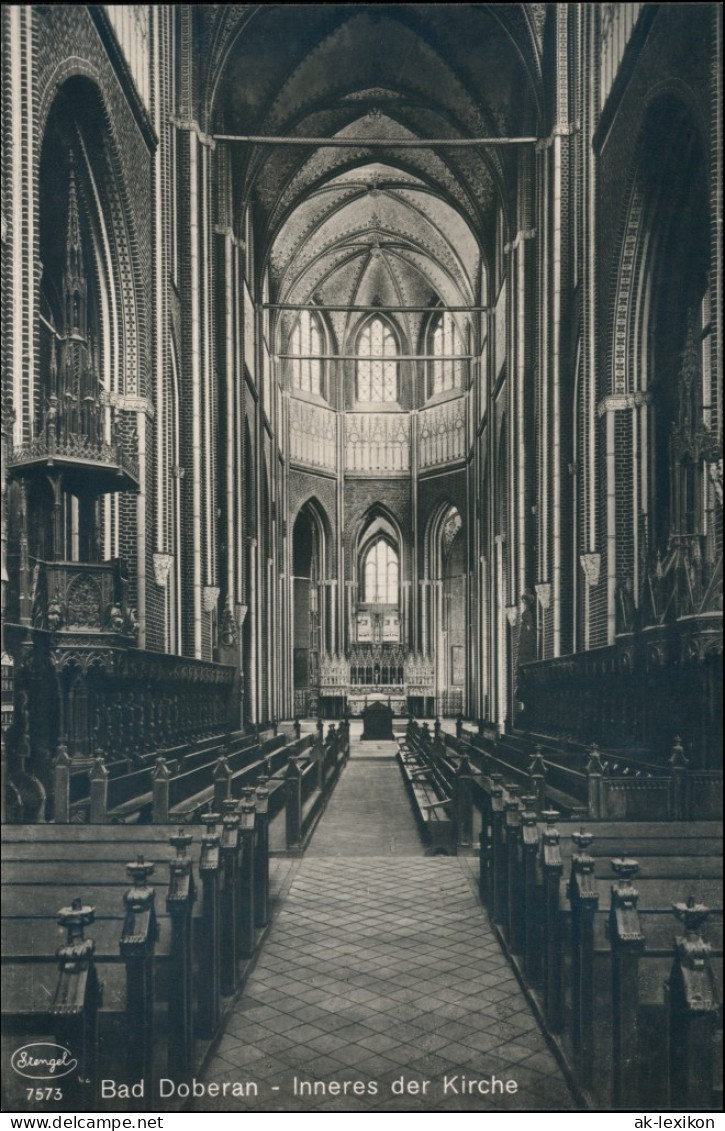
[
  {"left": 571, "top": 827, "right": 594, "bottom": 854},
  {"left": 169, "top": 831, "right": 193, "bottom": 858},
  {"left": 611, "top": 857, "right": 639, "bottom": 883},
  {"left": 672, "top": 894, "right": 709, "bottom": 935},
  {"left": 57, "top": 896, "right": 95, "bottom": 943},
  {"left": 126, "top": 856, "right": 155, "bottom": 888}
]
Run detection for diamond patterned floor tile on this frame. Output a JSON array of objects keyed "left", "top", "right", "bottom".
[{"left": 196, "top": 744, "right": 577, "bottom": 1114}]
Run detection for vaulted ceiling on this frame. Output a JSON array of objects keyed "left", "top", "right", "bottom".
[{"left": 208, "top": 4, "right": 544, "bottom": 349}]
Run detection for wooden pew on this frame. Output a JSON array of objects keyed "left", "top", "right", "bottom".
[
  {"left": 472, "top": 792, "right": 723, "bottom": 1111},
  {"left": 0, "top": 802, "right": 275, "bottom": 1112},
  {"left": 396, "top": 721, "right": 476, "bottom": 854},
  {"left": 283, "top": 723, "right": 349, "bottom": 853},
  {"left": 396, "top": 735, "right": 455, "bottom": 854}
]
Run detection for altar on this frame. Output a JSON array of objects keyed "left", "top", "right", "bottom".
[{"left": 360, "top": 699, "right": 395, "bottom": 741}]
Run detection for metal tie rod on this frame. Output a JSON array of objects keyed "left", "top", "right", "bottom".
[
  {"left": 213, "top": 133, "right": 538, "bottom": 148},
  {"left": 265, "top": 304, "right": 489, "bottom": 312},
  {"left": 277, "top": 354, "right": 476, "bottom": 361}
]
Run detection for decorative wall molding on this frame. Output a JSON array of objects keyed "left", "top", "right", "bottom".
[
  {"left": 170, "top": 116, "right": 216, "bottom": 148},
  {"left": 107, "top": 392, "right": 156, "bottom": 419},
  {"left": 203, "top": 585, "right": 220, "bottom": 613},
  {"left": 152, "top": 552, "right": 173, "bottom": 588},
  {"left": 504, "top": 228, "right": 537, "bottom": 254},
  {"left": 597, "top": 390, "right": 652, "bottom": 417},
  {"left": 418, "top": 399, "right": 465, "bottom": 469},
  {"left": 535, "top": 121, "right": 579, "bottom": 151},
  {"left": 535, "top": 582, "right": 552, "bottom": 610},
  {"left": 580, "top": 553, "right": 601, "bottom": 588},
  {"left": 289, "top": 399, "right": 337, "bottom": 471},
  {"left": 345, "top": 412, "right": 410, "bottom": 473}
]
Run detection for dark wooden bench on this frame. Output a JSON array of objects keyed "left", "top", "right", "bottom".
[
  {"left": 1, "top": 798, "right": 275, "bottom": 1111},
  {"left": 396, "top": 729, "right": 456, "bottom": 853},
  {"left": 472, "top": 790, "right": 723, "bottom": 1112}
]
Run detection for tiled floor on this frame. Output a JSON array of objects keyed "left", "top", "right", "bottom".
[{"left": 198, "top": 740, "right": 576, "bottom": 1112}]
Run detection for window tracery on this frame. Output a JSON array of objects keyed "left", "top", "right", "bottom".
[
  {"left": 362, "top": 538, "right": 399, "bottom": 604},
  {"left": 356, "top": 317, "right": 398, "bottom": 402},
  {"left": 429, "top": 311, "right": 465, "bottom": 396},
  {"left": 290, "top": 311, "right": 323, "bottom": 396}
]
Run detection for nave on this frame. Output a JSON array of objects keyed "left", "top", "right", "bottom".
[
  {"left": 198, "top": 730, "right": 576, "bottom": 1113},
  {"left": 1, "top": 4, "right": 721, "bottom": 1117}
]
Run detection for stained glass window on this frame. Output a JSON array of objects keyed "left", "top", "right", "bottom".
[
  {"left": 363, "top": 538, "right": 399, "bottom": 603},
  {"left": 430, "top": 312, "right": 464, "bottom": 395},
  {"left": 357, "top": 317, "right": 398, "bottom": 402},
  {"left": 290, "top": 312, "right": 323, "bottom": 395}
]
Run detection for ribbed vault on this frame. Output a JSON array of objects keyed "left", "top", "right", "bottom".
[{"left": 210, "top": 5, "right": 542, "bottom": 354}]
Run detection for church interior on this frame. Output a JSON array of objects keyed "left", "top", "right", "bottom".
[{"left": 1, "top": 3, "right": 722, "bottom": 1115}]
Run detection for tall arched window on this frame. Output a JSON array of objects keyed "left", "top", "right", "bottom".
[
  {"left": 429, "top": 311, "right": 465, "bottom": 396},
  {"left": 290, "top": 311, "right": 323, "bottom": 395},
  {"left": 357, "top": 317, "right": 398, "bottom": 402},
  {"left": 363, "top": 538, "right": 399, "bottom": 603}
]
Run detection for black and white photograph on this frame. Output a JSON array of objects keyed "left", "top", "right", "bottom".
[{"left": 1, "top": 3, "right": 722, "bottom": 1119}]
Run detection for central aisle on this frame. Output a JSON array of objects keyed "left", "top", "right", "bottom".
[
  {"left": 198, "top": 737, "right": 576, "bottom": 1112},
  {"left": 306, "top": 743, "right": 424, "bottom": 857}
]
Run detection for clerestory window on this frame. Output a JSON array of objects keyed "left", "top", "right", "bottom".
[
  {"left": 356, "top": 317, "right": 398, "bottom": 402},
  {"left": 429, "top": 311, "right": 465, "bottom": 396},
  {"left": 290, "top": 311, "right": 323, "bottom": 396}
]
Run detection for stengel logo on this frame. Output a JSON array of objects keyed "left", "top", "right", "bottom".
[{"left": 10, "top": 1043, "right": 78, "bottom": 1079}]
